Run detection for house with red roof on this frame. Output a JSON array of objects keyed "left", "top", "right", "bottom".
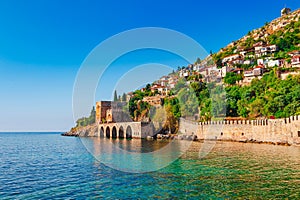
[{"left": 291, "top": 55, "right": 300, "bottom": 67}]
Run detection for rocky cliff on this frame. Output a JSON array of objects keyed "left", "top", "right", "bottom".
[{"left": 62, "top": 124, "right": 98, "bottom": 137}]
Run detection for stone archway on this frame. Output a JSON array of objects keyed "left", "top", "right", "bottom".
[
  {"left": 100, "top": 127, "right": 104, "bottom": 137},
  {"left": 119, "top": 126, "right": 124, "bottom": 138},
  {"left": 106, "top": 127, "right": 110, "bottom": 138},
  {"left": 126, "top": 126, "right": 132, "bottom": 139},
  {"left": 112, "top": 126, "right": 117, "bottom": 138}
]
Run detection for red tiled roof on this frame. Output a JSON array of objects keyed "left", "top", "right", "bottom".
[
  {"left": 255, "top": 65, "right": 264, "bottom": 69},
  {"left": 288, "top": 50, "right": 300, "bottom": 53},
  {"left": 223, "top": 54, "right": 240, "bottom": 59},
  {"left": 232, "top": 68, "right": 243, "bottom": 72}
]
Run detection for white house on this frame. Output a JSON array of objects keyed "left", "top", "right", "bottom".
[
  {"left": 221, "top": 66, "right": 233, "bottom": 78},
  {"left": 199, "top": 68, "right": 208, "bottom": 77},
  {"left": 193, "top": 64, "right": 203, "bottom": 72},
  {"left": 291, "top": 56, "right": 300, "bottom": 67},
  {"left": 230, "top": 58, "right": 244, "bottom": 65},
  {"left": 240, "top": 51, "right": 248, "bottom": 57},
  {"left": 267, "top": 59, "right": 284, "bottom": 67},
  {"left": 257, "top": 58, "right": 273, "bottom": 66},
  {"left": 244, "top": 70, "right": 254, "bottom": 77},
  {"left": 255, "top": 45, "right": 278, "bottom": 57},
  {"left": 268, "top": 44, "right": 278, "bottom": 52},
  {"left": 179, "top": 69, "right": 190, "bottom": 78},
  {"left": 168, "top": 81, "right": 177, "bottom": 89},
  {"left": 222, "top": 54, "right": 240, "bottom": 63},
  {"left": 160, "top": 80, "right": 168, "bottom": 87},
  {"left": 243, "top": 66, "right": 264, "bottom": 77},
  {"left": 158, "top": 87, "right": 169, "bottom": 95},
  {"left": 288, "top": 50, "right": 300, "bottom": 57},
  {"left": 243, "top": 60, "right": 254, "bottom": 65},
  {"left": 160, "top": 76, "right": 168, "bottom": 81},
  {"left": 255, "top": 46, "right": 264, "bottom": 57}
]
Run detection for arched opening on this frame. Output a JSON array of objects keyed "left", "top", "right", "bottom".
[
  {"left": 126, "top": 126, "right": 132, "bottom": 139},
  {"left": 112, "top": 126, "right": 117, "bottom": 138},
  {"left": 106, "top": 127, "right": 110, "bottom": 138},
  {"left": 119, "top": 126, "right": 124, "bottom": 138},
  {"left": 100, "top": 127, "right": 104, "bottom": 137}
]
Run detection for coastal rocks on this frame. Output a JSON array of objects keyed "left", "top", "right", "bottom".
[
  {"left": 61, "top": 132, "right": 79, "bottom": 137},
  {"left": 62, "top": 124, "right": 98, "bottom": 137},
  {"left": 174, "top": 134, "right": 198, "bottom": 141},
  {"left": 61, "top": 128, "right": 80, "bottom": 137},
  {"left": 146, "top": 136, "right": 154, "bottom": 140},
  {"left": 242, "top": 139, "right": 291, "bottom": 146},
  {"left": 156, "top": 134, "right": 171, "bottom": 140}
]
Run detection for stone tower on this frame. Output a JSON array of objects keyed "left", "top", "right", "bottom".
[
  {"left": 281, "top": 7, "right": 291, "bottom": 16},
  {"left": 96, "top": 101, "right": 112, "bottom": 123}
]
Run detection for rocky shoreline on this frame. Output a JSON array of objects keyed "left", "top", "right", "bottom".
[{"left": 61, "top": 124, "right": 98, "bottom": 137}]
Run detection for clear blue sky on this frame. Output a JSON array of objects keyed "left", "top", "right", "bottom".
[{"left": 0, "top": 0, "right": 299, "bottom": 131}]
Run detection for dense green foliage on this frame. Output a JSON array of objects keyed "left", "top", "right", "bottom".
[
  {"left": 224, "top": 72, "right": 243, "bottom": 85},
  {"left": 268, "top": 20, "right": 300, "bottom": 57},
  {"left": 228, "top": 73, "right": 300, "bottom": 118},
  {"left": 167, "top": 73, "right": 300, "bottom": 121},
  {"left": 128, "top": 89, "right": 151, "bottom": 120},
  {"left": 76, "top": 107, "right": 96, "bottom": 127}
]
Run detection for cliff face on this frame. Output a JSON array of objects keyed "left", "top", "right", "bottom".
[{"left": 62, "top": 124, "right": 98, "bottom": 137}]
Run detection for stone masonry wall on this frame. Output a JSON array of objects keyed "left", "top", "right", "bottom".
[{"left": 179, "top": 116, "right": 300, "bottom": 145}]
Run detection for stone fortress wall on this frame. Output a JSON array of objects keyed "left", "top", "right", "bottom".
[{"left": 179, "top": 116, "right": 300, "bottom": 145}]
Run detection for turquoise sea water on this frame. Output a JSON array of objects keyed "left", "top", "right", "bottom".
[{"left": 1, "top": 132, "right": 299, "bottom": 199}]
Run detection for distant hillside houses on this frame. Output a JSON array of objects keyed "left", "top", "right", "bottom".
[
  {"left": 139, "top": 43, "right": 300, "bottom": 94},
  {"left": 142, "top": 95, "right": 164, "bottom": 107},
  {"left": 222, "top": 43, "right": 279, "bottom": 66},
  {"left": 128, "top": 7, "right": 300, "bottom": 100}
]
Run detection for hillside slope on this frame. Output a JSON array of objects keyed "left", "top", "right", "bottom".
[{"left": 212, "top": 8, "right": 300, "bottom": 66}]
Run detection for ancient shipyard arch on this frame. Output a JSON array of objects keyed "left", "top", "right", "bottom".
[
  {"left": 94, "top": 101, "right": 154, "bottom": 139},
  {"left": 96, "top": 122, "right": 143, "bottom": 139}
]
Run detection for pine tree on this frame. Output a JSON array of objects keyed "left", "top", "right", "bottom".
[
  {"left": 122, "top": 93, "right": 127, "bottom": 102},
  {"left": 196, "top": 57, "right": 201, "bottom": 64},
  {"left": 114, "top": 90, "right": 118, "bottom": 102}
]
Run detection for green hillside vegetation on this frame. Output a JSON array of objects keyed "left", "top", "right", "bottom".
[
  {"left": 170, "top": 73, "right": 299, "bottom": 121},
  {"left": 268, "top": 21, "right": 300, "bottom": 58},
  {"left": 232, "top": 72, "right": 300, "bottom": 118},
  {"left": 75, "top": 107, "right": 96, "bottom": 127},
  {"left": 128, "top": 88, "right": 151, "bottom": 121}
]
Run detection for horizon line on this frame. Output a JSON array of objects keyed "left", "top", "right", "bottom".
[{"left": 0, "top": 130, "right": 66, "bottom": 133}]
